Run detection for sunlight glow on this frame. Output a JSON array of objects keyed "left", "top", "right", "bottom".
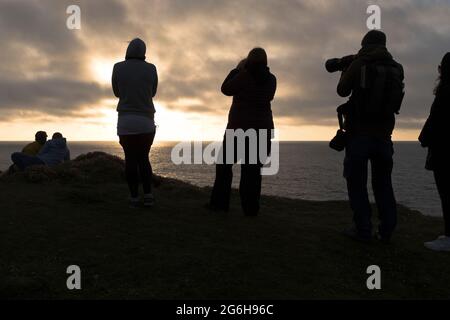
[{"left": 90, "top": 58, "right": 116, "bottom": 85}]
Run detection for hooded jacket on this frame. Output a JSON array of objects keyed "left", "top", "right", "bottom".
[
  {"left": 112, "top": 38, "right": 158, "bottom": 118},
  {"left": 222, "top": 66, "right": 277, "bottom": 130},
  {"left": 419, "top": 83, "right": 450, "bottom": 166},
  {"left": 37, "top": 138, "right": 70, "bottom": 166},
  {"left": 337, "top": 45, "right": 404, "bottom": 139}
]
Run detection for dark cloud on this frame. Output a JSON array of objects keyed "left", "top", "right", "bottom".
[{"left": 0, "top": 0, "right": 449, "bottom": 133}]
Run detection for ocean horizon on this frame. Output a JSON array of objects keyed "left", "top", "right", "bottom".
[{"left": 0, "top": 141, "right": 440, "bottom": 217}]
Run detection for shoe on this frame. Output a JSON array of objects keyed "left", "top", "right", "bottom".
[
  {"left": 143, "top": 194, "right": 155, "bottom": 208},
  {"left": 342, "top": 227, "right": 372, "bottom": 243},
  {"left": 128, "top": 197, "right": 141, "bottom": 209},
  {"left": 424, "top": 236, "right": 450, "bottom": 252}
]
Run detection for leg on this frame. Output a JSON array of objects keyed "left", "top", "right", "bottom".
[
  {"left": 209, "top": 136, "right": 235, "bottom": 211},
  {"left": 137, "top": 133, "right": 155, "bottom": 195},
  {"left": 239, "top": 130, "right": 270, "bottom": 216},
  {"left": 11, "top": 152, "right": 44, "bottom": 170},
  {"left": 210, "top": 163, "right": 233, "bottom": 211},
  {"left": 119, "top": 136, "right": 139, "bottom": 198},
  {"left": 240, "top": 164, "right": 262, "bottom": 215},
  {"left": 371, "top": 140, "right": 397, "bottom": 240},
  {"left": 434, "top": 168, "right": 450, "bottom": 237},
  {"left": 344, "top": 137, "right": 372, "bottom": 238}
]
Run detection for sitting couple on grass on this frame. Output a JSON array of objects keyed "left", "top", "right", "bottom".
[{"left": 10, "top": 132, "right": 71, "bottom": 171}]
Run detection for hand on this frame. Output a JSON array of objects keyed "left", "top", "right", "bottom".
[{"left": 236, "top": 58, "right": 247, "bottom": 70}]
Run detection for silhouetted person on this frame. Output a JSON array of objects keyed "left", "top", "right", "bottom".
[
  {"left": 419, "top": 52, "right": 450, "bottom": 252},
  {"left": 5, "top": 131, "right": 48, "bottom": 174},
  {"left": 22, "top": 131, "right": 48, "bottom": 156},
  {"left": 11, "top": 132, "right": 70, "bottom": 170},
  {"left": 208, "top": 48, "right": 277, "bottom": 216},
  {"left": 337, "top": 30, "right": 405, "bottom": 242},
  {"left": 112, "top": 38, "right": 158, "bottom": 208}
]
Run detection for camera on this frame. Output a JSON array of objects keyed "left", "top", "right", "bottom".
[
  {"left": 325, "top": 55, "right": 356, "bottom": 73},
  {"left": 325, "top": 56, "right": 356, "bottom": 152},
  {"left": 329, "top": 102, "right": 351, "bottom": 152}
]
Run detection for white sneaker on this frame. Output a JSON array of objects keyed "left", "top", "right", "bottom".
[{"left": 424, "top": 236, "right": 450, "bottom": 252}]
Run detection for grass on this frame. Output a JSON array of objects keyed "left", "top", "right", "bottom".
[{"left": 0, "top": 153, "right": 449, "bottom": 299}]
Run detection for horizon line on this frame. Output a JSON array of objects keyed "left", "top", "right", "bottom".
[{"left": 0, "top": 139, "right": 420, "bottom": 143}]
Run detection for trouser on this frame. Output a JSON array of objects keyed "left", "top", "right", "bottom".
[
  {"left": 344, "top": 135, "right": 397, "bottom": 239},
  {"left": 11, "top": 152, "right": 45, "bottom": 170},
  {"left": 119, "top": 132, "right": 155, "bottom": 198},
  {"left": 210, "top": 130, "right": 272, "bottom": 215},
  {"left": 433, "top": 167, "right": 450, "bottom": 237}
]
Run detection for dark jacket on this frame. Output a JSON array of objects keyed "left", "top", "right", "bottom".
[
  {"left": 419, "top": 83, "right": 450, "bottom": 167},
  {"left": 112, "top": 39, "right": 158, "bottom": 118},
  {"left": 337, "top": 45, "right": 404, "bottom": 139},
  {"left": 37, "top": 138, "right": 70, "bottom": 166},
  {"left": 222, "top": 66, "right": 277, "bottom": 130}
]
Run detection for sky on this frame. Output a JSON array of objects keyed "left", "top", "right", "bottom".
[{"left": 0, "top": 0, "right": 449, "bottom": 141}]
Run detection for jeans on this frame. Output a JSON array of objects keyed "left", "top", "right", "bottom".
[
  {"left": 433, "top": 167, "right": 450, "bottom": 237},
  {"left": 119, "top": 132, "right": 155, "bottom": 198},
  {"left": 11, "top": 152, "right": 45, "bottom": 170},
  {"left": 210, "top": 130, "right": 272, "bottom": 215},
  {"left": 344, "top": 135, "right": 397, "bottom": 239}
]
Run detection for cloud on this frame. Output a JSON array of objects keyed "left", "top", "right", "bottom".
[{"left": 0, "top": 0, "right": 449, "bottom": 133}]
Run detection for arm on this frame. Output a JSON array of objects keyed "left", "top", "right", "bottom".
[
  {"left": 221, "top": 69, "right": 246, "bottom": 96},
  {"left": 37, "top": 143, "right": 49, "bottom": 156},
  {"left": 152, "top": 65, "right": 158, "bottom": 98},
  {"left": 337, "top": 60, "right": 361, "bottom": 98},
  {"left": 270, "top": 75, "right": 277, "bottom": 101},
  {"left": 112, "top": 64, "right": 120, "bottom": 98},
  {"left": 64, "top": 149, "right": 71, "bottom": 162},
  {"left": 419, "top": 96, "right": 440, "bottom": 147}
]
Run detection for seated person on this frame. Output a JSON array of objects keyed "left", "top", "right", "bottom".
[
  {"left": 22, "top": 131, "right": 48, "bottom": 156},
  {"left": 11, "top": 132, "right": 71, "bottom": 170}
]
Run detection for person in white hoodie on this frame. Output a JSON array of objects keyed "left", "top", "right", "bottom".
[{"left": 112, "top": 38, "right": 158, "bottom": 208}]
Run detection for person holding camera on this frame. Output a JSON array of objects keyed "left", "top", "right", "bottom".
[
  {"left": 330, "top": 30, "right": 405, "bottom": 243},
  {"left": 208, "top": 48, "right": 277, "bottom": 216},
  {"left": 419, "top": 52, "right": 450, "bottom": 252}
]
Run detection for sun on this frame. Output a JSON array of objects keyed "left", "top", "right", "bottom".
[{"left": 90, "top": 58, "right": 117, "bottom": 85}]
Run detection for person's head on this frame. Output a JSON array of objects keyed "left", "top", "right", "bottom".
[
  {"left": 435, "top": 52, "right": 450, "bottom": 95},
  {"left": 52, "top": 132, "right": 63, "bottom": 139},
  {"left": 361, "top": 30, "right": 387, "bottom": 48},
  {"left": 125, "top": 38, "right": 146, "bottom": 60},
  {"left": 246, "top": 47, "right": 268, "bottom": 69},
  {"left": 35, "top": 131, "right": 47, "bottom": 145}
]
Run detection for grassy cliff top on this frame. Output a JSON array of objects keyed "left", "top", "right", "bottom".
[{"left": 0, "top": 152, "right": 449, "bottom": 299}]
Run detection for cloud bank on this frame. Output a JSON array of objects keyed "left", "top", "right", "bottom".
[{"left": 1, "top": 0, "right": 449, "bottom": 134}]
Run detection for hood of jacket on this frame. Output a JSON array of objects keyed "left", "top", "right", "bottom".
[
  {"left": 357, "top": 45, "right": 393, "bottom": 63},
  {"left": 47, "top": 138, "right": 67, "bottom": 149},
  {"left": 125, "top": 38, "right": 146, "bottom": 60}
]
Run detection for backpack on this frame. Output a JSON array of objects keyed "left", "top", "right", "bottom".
[{"left": 358, "top": 60, "right": 405, "bottom": 118}]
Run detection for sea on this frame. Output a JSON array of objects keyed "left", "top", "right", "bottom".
[{"left": 0, "top": 141, "right": 441, "bottom": 217}]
